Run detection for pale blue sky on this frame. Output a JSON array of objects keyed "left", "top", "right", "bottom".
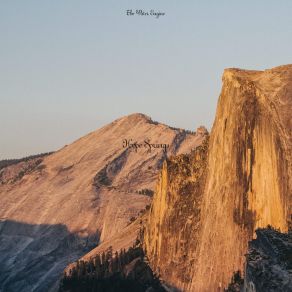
[{"left": 0, "top": 1, "right": 291, "bottom": 159}]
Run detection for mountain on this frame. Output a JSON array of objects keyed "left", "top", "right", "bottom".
[
  {"left": 3, "top": 64, "right": 291, "bottom": 292},
  {"left": 0, "top": 113, "right": 206, "bottom": 292},
  {"left": 143, "top": 65, "right": 292, "bottom": 291}
]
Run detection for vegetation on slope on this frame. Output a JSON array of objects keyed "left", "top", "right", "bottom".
[
  {"left": 0, "top": 152, "right": 53, "bottom": 171},
  {"left": 60, "top": 239, "right": 165, "bottom": 292}
]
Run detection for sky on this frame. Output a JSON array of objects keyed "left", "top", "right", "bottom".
[{"left": 0, "top": 1, "right": 291, "bottom": 159}]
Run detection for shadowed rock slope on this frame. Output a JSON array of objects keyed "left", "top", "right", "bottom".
[
  {"left": 0, "top": 113, "right": 205, "bottom": 292},
  {"left": 244, "top": 228, "right": 292, "bottom": 292},
  {"left": 144, "top": 65, "right": 292, "bottom": 291}
]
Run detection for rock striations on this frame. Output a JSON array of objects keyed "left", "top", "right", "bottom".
[
  {"left": 144, "top": 65, "right": 292, "bottom": 291},
  {"left": 0, "top": 113, "right": 204, "bottom": 292}
]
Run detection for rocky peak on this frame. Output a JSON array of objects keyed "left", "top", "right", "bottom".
[
  {"left": 196, "top": 126, "right": 208, "bottom": 136},
  {"left": 116, "top": 113, "right": 152, "bottom": 124}
]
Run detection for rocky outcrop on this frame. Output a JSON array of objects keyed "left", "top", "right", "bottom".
[
  {"left": 0, "top": 113, "right": 204, "bottom": 292},
  {"left": 144, "top": 139, "right": 208, "bottom": 290},
  {"left": 144, "top": 65, "right": 292, "bottom": 291},
  {"left": 244, "top": 228, "right": 292, "bottom": 292}
]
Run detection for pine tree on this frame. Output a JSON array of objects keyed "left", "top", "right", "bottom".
[
  {"left": 94, "top": 255, "right": 101, "bottom": 278},
  {"left": 101, "top": 252, "right": 106, "bottom": 265}
]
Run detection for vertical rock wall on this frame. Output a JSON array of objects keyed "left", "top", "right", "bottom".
[{"left": 144, "top": 65, "right": 292, "bottom": 291}]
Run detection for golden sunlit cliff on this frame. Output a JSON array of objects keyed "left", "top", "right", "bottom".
[{"left": 144, "top": 65, "right": 292, "bottom": 291}]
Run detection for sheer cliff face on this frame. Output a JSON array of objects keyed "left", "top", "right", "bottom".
[
  {"left": 145, "top": 65, "right": 292, "bottom": 291},
  {"left": 193, "top": 66, "right": 292, "bottom": 291}
]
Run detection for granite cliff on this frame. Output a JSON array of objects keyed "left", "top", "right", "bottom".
[{"left": 144, "top": 65, "right": 292, "bottom": 291}]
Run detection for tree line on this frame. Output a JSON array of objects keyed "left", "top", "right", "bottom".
[
  {"left": 0, "top": 152, "right": 53, "bottom": 171},
  {"left": 59, "top": 243, "right": 164, "bottom": 292}
]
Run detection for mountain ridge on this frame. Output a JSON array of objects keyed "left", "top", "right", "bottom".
[{"left": 0, "top": 113, "right": 206, "bottom": 291}]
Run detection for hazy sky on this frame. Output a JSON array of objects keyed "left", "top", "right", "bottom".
[{"left": 0, "top": 1, "right": 291, "bottom": 159}]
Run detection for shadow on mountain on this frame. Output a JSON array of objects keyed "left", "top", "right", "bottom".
[
  {"left": 60, "top": 245, "right": 166, "bottom": 292},
  {"left": 0, "top": 219, "right": 100, "bottom": 292}
]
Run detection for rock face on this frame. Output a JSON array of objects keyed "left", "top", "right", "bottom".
[
  {"left": 144, "top": 139, "right": 209, "bottom": 291},
  {"left": 144, "top": 65, "right": 292, "bottom": 291},
  {"left": 0, "top": 113, "right": 204, "bottom": 292},
  {"left": 244, "top": 228, "right": 292, "bottom": 292}
]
